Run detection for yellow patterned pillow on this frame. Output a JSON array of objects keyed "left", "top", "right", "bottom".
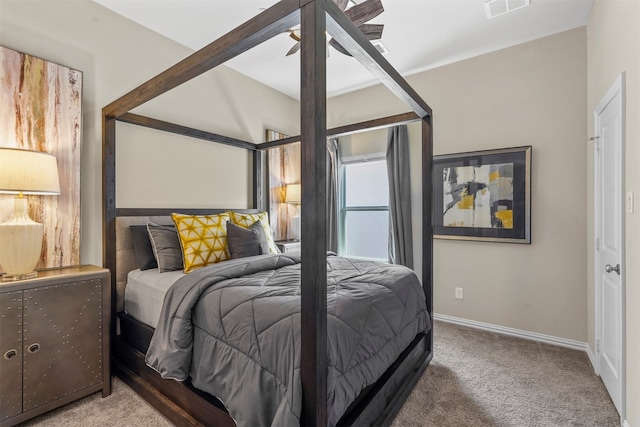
[
  {"left": 228, "top": 211, "right": 279, "bottom": 254},
  {"left": 171, "top": 212, "right": 231, "bottom": 273}
]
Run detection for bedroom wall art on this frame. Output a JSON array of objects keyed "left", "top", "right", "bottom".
[
  {"left": 433, "top": 146, "right": 531, "bottom": 243},
  {"left": 0, "top": 46, "right": 82, "bottom": 270},
  {"left": 266, "top": 129, "right": 300, "bottom": 241}
]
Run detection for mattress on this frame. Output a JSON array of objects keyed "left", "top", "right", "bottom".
[{"left": 124, "top": 268, "right": 184, "bottom": 328}]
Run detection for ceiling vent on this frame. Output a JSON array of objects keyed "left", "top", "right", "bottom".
[{"left": 484, "top": 0, "right": 530, "bottom": 19}]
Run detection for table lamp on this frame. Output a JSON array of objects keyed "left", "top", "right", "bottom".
[
  {"left": 285, "top": 183, "right": 301, "bottom": 241},
  {"left": 0, "top": 148, "right": 60, "bottom": 281}
]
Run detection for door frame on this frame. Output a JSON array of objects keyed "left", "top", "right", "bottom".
[{"left": 593, "top": 72, "right": 626, "bottom": 421}]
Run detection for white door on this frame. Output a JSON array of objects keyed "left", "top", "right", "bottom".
[{"left": 594, "top": 73, "right": 625, "bottom": 417}]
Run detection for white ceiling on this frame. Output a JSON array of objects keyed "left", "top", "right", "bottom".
[{"left": 93, "top": 0, "right": 593, "bottom": 99}]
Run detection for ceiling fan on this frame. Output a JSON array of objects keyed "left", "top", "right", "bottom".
[{"left": 285, "top": 0, "right": 384, "bottom": 56}]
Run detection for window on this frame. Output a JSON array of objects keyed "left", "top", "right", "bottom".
[{"left": 340, "top": 156, "right": 389, "bottom": 262}]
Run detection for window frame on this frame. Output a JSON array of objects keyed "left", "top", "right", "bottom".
[{"left": 338, "top": 153, "right": 389, "bottom": 262}]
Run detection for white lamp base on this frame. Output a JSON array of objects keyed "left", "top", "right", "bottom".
[
  {"left": 0, "top": 197, "right": 43, "bottom": 281},
  {"left": 291, "top": 213, "right": 301, "bottom": 241},
  {"left": 1, "top": 271, "right": 38, "bottom": 282}
]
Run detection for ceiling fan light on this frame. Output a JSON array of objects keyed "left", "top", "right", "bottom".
[{"left": 288, "top": 29, "right": 301, "bottom": 42}]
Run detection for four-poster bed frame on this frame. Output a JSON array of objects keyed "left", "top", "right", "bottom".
[{"left": 102, "top": 0, "right": 433, "bottom": 425}]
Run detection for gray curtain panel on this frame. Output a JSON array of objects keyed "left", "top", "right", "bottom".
[
  {"left": 326, "top": 138, "right": 341, "bottom": 253},
  {"left": 387, "top": 125, "right": 414, "bottom": 268}
]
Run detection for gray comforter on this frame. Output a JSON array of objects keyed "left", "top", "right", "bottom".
[{"left": 145, "top": 254, "right": 430, "bottom": 426}]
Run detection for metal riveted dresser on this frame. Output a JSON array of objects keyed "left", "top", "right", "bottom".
[{"left": 0, "top": 265, "right": 110, "bottom": 426}]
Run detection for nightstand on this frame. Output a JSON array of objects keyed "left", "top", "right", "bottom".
[
  {"left": 0, "top": 265, "right": 110, "bottom": 427},
  {"left": 276, "top": 240, "right": 301, "bottom": 254}
]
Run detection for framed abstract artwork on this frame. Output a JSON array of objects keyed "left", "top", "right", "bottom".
[{"left": 433, "top": 146, "right": 531, "bottom": 243}]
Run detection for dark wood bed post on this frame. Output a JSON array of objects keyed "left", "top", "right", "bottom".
[
  {"left": 422, "top": 116, "right": 434, "bottom": 354},
  {"left": 103, "top": 115, "right": 117, "bottom": 338},
  {"left": 252, "top": 150, "right": 264, "bottom": 211},
  {"left": 300, "top": 1, "right": 329, "bottom": 425}
]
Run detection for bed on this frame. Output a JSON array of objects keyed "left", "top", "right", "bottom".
[
  {"left": 120, "top": 219, "right": 429, "bottom": 425},
  {"left": 103, "top": 1, "right": 434, "bottom": 425}
]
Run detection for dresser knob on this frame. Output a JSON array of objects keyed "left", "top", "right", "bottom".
[{"left": 3, "top": 349, "right": 18, "bottom": 360}]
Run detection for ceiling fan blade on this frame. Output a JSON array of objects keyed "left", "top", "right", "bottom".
[
  {"left": 333, "top": 0, "right": 349, "bottom": 11},
  {"left": 359, "top": 23, "right": 383, "bottom": 41},
  {"left": 329, "top": 38, "right": 352, "bottom": 56},
  {"left": 345, "top": 0, "right": 384, "bottom": 26},
  {"left": 286, "top": 42, "right": 301, "bottom": 56}
]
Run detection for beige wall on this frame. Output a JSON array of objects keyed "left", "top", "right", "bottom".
[
  {"left": 339, "top": 128, "right": 388, "bottom": 158},
  {"left": 329, "top": 28, "right": 589, "bottom": 342},
  {"left": 0, "top": 0, "right": 299, "bottom": 267},
  {"left": 587, "top": 0, "right": 640, "bottom": 425}
]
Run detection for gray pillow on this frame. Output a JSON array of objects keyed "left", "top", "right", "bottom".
[
  {"left": 130, "top": 225, "right": 157, "bottom": 270},
  {"left": 227, "top": 220, "right": 269, "bottom": 259},
  {"left": 147, "top": 222, "right": 183, "bottom": 272}
]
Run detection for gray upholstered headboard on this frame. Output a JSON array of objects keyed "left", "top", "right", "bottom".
[{"left": 114, "top": 215, "right": 175, "bottom": 313}]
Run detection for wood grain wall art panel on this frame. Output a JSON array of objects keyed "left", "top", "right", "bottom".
[
  {"left": 266, "top": 129, "right": 300, "bottom": 241},
  {"left": 0, "top": 46, "right": 81, "bottom": 271}
]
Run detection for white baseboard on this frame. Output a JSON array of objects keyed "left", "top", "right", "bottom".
[
  {"left": 434, "top": 313, "right": 591, "bottom": 353},
  {"left": 585, "top": 343, "right": 598, "bottom": 373}
]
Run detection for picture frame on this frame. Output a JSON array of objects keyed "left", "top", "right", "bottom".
[{"left": 433, "top": 146, "right": 531, "bottom": 243}]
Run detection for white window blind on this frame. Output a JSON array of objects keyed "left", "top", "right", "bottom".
[{"left": 341, "top": 158, "right": 389, "bottom": 262}]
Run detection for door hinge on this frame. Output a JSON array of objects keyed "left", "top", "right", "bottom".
[
  {"left": 596, "top": 339, "right": 600, "bottom": 353},
  {"left": 596, "top": 238, "right": 600, "bottom": 251}
]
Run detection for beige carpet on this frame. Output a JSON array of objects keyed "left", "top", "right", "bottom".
[
  {"left": 392, "top": 321, "right": 619, "bottom": 427},
  {"left": 22, "top": 321, "right": 618, "bottom": 426}
]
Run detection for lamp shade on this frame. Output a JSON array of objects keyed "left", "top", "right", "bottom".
[
  {"left": 285, "top": 184, "right": 301, "bottom": 204},
  {"left": 0, "top": 148, "right": 60, "bottom": 195}
]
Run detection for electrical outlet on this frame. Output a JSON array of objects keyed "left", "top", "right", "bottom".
[{"left": 455, "top": 287, "right": 464, "bottom": 299}]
